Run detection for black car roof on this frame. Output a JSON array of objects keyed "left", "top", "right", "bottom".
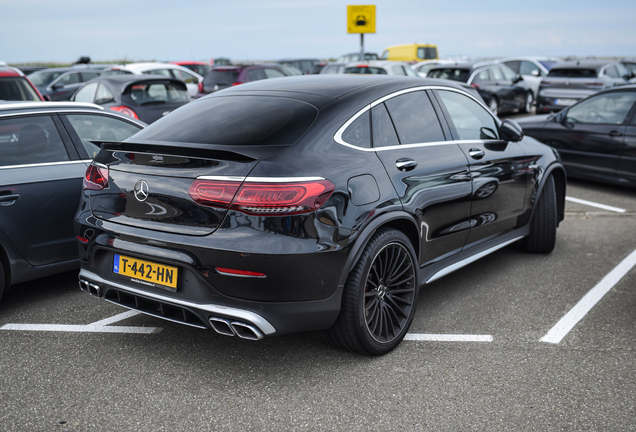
[
  {"left": 86, "top": 75, "right": 188, "bottom": 93},
  {"left": 202, "top": 75, "right": 469, "bottom": 110}
]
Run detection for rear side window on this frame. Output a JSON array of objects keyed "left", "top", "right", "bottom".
[
  {"left": 371, "top": 103, "right": 399, "bottom": 148},
  {"left": 342, "top": 112, "right": 370, "bottom": 148},
  {"left": 143, "top": 69, "right": 173, "bottom": 78},
  {"left": 548, "top": 68, "right": 598, "bottom": 78},
  {"left": 95, "top": 84, "right": 115, "bottom": 104},
  {"left": 74, "top": 82, "right": 98, "bottom": 102},
  {"left": 603, "top": 66, "right": 619, "bottom": 78},
  {"left": 264, "top": 68, "right": 285, "bottom": 78},
  {"left": 436, "top": 90, "right": 500, "bottom": 141},
  {"left": 503, "top": 61, "right": 520, "bottom": 73},
  {"left": 65, "top": 114, "right": 142, "bottom": 158},
  {"left": 428, "top": 68, "right": 470, "bottom": 82},
  {"left": 0, "top": 77, "right": 41, "bottom": 101},
  {"left": 131, "top": 96, "right": 318, "bottom": 146},
  {"left": 384, "top": 91, "right": 445, "bottom": 144},
  {"left": 123, "top": 82, "right": 190, "bottom": 106},
  {"left": 392, "top": 66, "right": 406, "bottom": 76},
  {"left": 519, "top": 61, "right": 540, "bottom": 76},
  {"left": 0, "top": 115, "right": 69, "bottom": 167},
  {"left": 247, "top": 69, "right": 267, "bottom": 81},
  {"left": 203, "top": 70, "right": 239, "bottom": 90}
]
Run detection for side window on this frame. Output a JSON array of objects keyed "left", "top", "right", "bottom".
[
  {"left": 501, "top": 65, "right": 517, "bottom": 81},
  {"left": 436, "top": 90, "right": 500, "bottom": 141},
  {"left": 81, "top": 72, "right": 100, "bottom": 82},
  {"left": 603, "top": 66, "right": 619, "bottom": 78},
  {"left": 490, "top": 67, "right": 504, "bottom": 81},
  {"left": 0, "top": 115, "right": 70, "bottom": 167},
  {"left": 566, "top": 92, "right": 636, "bottom": 124},
  {"left": 247, "top": 69, "right": 266, "bottom": 81},
  {"left": 342, "top": 111, "right": 370, "bottom": 148},
  {"left": 503, "top": 61, "right": 520, "bottom": 73},
  {"left": 65, "top": 114, "right": 142, "bottom": 159},
  {"left": 392, "top": 66, "right": 406, "bottom": 76},
  {"left": 519, "top": 61, "right": 540, "bottom": 76},
  {"left": 404, "top": 66, "right": 418, "bottom": 77},
  {"left": 384, "top": 91, "right": 445, "bottom": 144},
  {"left": 371, "top": 103, "right": 399, "bottom": 148},
  {"left": 264, "top": 68, "right": 285, "bottom": 79},
  {"left": 74, "top": 82, "right": 98, "bottom": 103},
  {"left": 95, "top": 84, "right": 115, "bottom": 104},
  {"left": 144, "top": 69, "right": 173, "bottom": 78},
  {"left": 61, "top": 72, "right": 81, "bottom": 85},
  {"left": 174, "top": 69, "right": 198, "bottom": 84},
  {"left": 472, "top": 69, "right": 490, "bottom": 84}
]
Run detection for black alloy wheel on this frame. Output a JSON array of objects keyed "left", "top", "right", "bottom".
[
  {"left": 522, "top": 92, "right": 534, "bottom": 113},
  {"left": 327, "top": 228, "right": 418, "bottom": 355}
]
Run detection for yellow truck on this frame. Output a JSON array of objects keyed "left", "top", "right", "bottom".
[{"left": 380, "top": 44, "right": 439, "bottom": 62}]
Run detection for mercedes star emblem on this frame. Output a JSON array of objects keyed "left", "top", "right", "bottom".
[{"left": 134, "top": 180, "right": 149, "bottom": 202}]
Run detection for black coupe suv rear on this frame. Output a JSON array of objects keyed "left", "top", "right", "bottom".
[{"left": 75, "top": 75, "right": 566, "bottom": 355}]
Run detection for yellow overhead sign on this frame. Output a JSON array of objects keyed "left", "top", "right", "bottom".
[{"left": 347, "top": 5, "right": 376, "bottom": 34}]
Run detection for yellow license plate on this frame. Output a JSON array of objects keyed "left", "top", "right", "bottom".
[{"left": 113, "top": 254, "right": 178, "bottom": 290}]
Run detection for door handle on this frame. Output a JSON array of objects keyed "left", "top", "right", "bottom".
[
  {"left": 396, "top": 158, "right": 417, "bottom": 172},
  {"left": 0, "top": 193, "right": 20, "bottom": 205},
  {"left": 609, "top": 130, "right": 623, "bottom": 137},
  {"left": 468, "top": 148, "right": 485, "bottom": 160}
]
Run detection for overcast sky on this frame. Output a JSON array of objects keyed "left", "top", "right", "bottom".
[{"left": 2, "top": 0, "right": 635, "bottom": 64}]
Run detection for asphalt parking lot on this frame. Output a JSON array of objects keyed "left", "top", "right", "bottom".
[{"left": 1, "top": 174, "right": 635, "bottom": 430}]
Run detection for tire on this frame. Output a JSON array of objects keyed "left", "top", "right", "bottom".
[
  {"left": 0, "top": 261, "right": 5, "bottom": 302},
  {"left": 327, "top": 228, "right": 419, "bottom": 355},
  {"left": 521, "top": 174, "right": 557, "bottom": 253},
  {"left": 522, "top": 92, "right": 533, "bottom": 114},
  {"left": 488, "top": 97, "right": 499, "bottom": 115}
]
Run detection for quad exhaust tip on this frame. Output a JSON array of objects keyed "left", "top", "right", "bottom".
[
  {"left": 79, "top": 279, "right": 100, "bottom": 298},
  {"left": 209, "top": 317, "right": 264, "bottom": 340}
]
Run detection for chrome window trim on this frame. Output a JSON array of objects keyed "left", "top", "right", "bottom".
[
  {"left": 0, "top": 108, "right": 146, "bottom": 128},
  {"left": 196, "top": 176, "right": 325, "bottom": 183},
  {"left": 0, "top": 159, "right": 89, "bottom": 170},
  {"left": 0, "top": 101, "right": 103, "bottom": 112},
  {"left": 333, "top": 85, "right": 500, "bottom": 152}
]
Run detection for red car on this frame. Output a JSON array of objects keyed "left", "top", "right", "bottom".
[{"left": 0, "top": 66, "right": 45, "bottom": 101}]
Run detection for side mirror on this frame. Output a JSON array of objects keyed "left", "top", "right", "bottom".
[
  {"left": 623, "top": 74, "right": 632, "bottom": 81},
  {"left": 52, "top": 82, "right": 65, "bottom": 90},
  {"left": 512, "top": 74, "right": 523, "bottom": 83},
  {"left": 500, "top": 119, "right": 523, "bottom": 142},
  {"left": 531, "top": 70, "right": 540, "bottom": 77}
]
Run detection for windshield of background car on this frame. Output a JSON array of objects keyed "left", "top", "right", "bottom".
[
  {"left": 344, "top": 67, "right": 388, "bottom": 75},
  {"left": 547, "top": 68, "right": 598, "bottom": 78},
  {"left": 417, "top": 47, "right": 437, "bottom": 60},
  {"left": 539, "top": 61, "right": 558, "bottom": 71},
  {"left": 204, "top": 71, "right": 239, "bottom": 87},
  {"left": 28, "top": 70, "right": 64, "bottom": 86},
  {"left": 428, "top": 68, "right": 470, "bottom": 82},
  {"left": 130, "top": 96, "right": 318, "bottom": 146},
  {"left": 123, "top": 82, "right": 190, "bottom": 105},
  {"left": 0, "top": 77, "right": 41, "bottom": 101}
]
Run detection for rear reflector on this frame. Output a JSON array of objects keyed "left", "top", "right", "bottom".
[
  {"left": 83, "top": 164, "right": 109, "bottom": 191},
  {"left": 188, "top": 178, "right": 335, "bottom": 216},
  {"left": 76, "top": 236, "right": 89, "bottom": 243},
  {"left": 216, "top": 267, "right": 266, "bottom": 278}
]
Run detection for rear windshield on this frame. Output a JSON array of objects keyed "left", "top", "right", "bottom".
[
  {"left": 0, "top": 77, "right": 41, "bottom": 101},
  {"left": 204, "top": 70, "right": 239, "bottom": 87},
  {"left": 344, "top": 67, "right": 387, "bottom": 75},
  {"left": 427, "top": 68, "right": 470, "bottom": 82},
  {"left": 547, "top": 68, "right": 599, "bottom": 78},
  {"left": 123, "top": 82, "right": 190, "bottom": 106},
  {"left": 28, "top": 70, "right": 64, "bottom": 86},
  {"left": 130, "top": 96, "right": 317, "bottom": 146}
]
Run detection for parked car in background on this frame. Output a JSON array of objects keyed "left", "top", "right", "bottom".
[
  {"left": 342, "top": 61, "right": 420, "bottom": 77},
  {"left": 0, "top": 101, "right": 144, "bottom": 301},
  {"left": 28, "top": 66, "right": 101, "bottom": 101},
  {"left": 170, "top": 61, "right": 211, "bottom": 78},
  {"left": 500, "top": 56, "right": 561, "bottom": 101},
  {"left": 277, "top": 59, "right": 321, "bottom": 74},
  {"left": 101, "top": 63, "right": 203, "bottom": 99},
  {"left": 428, "top": 61, "right": 533, "bottom": 114},
  {"left": 320, "top": 62, "right": 348, "bottom": 75},
  {"left": 74, "top": 75, "right": 565, "bottom": 355},
  {"left": 381, "top": 44, "right": 439, "bottom": 62},
  {"left": 72, "top": 75, "right": 190, "bottom": 124},
  {"left": 412, "top": 59, "right": 458, "bottom": 77},
  {"left": 536, "top": 60, "right": 633, "bottom": 114},
  {"left": 621, "top": 58, "right": 636, "bottom": 77},
  {"left": 337, "top": 52, "right": 379, "bottom": 63},
  {"left": 266, "top": 63, "right": 303, "bottom": 76},
  {"left": 197, "top": 64, "right": 287, "bottom": 97},
  {"left": 0, "top": 66, "right": 45, "bottom": 101},
  {"left": 517, "top": 85, "right": 636, "bottom": 187}
]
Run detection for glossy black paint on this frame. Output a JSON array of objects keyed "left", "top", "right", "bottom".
[
  {"left": 518, "top": 85, "right": 636, "bottom": 187},
  {"left": 74, "top": 75, "right": 565, "bottom": 336}
]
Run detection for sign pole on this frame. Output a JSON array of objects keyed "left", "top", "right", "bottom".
[{"left": 360, "top": 33, "right": 364, "bottom": 61}]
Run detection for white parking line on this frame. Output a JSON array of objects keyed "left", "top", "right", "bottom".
[
  {"left": 541, "top": 248, "right": 636, "bottom": 344},
  {"left": 0, "top": 311, "right": 158, "bottom": 334},
  {"left": 404, "top": 334, "right": 493, "bottom": 342},
  {"left": 566, "top": 196, "right": 626, "bottom": 213}
]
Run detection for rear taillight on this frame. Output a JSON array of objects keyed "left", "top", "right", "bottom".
[
  {"left": 470, "top": 83, "right": 480, "bottom": 90},
  {"left": 188, "top": 179, "right": 335, "bottom": 216},
  {"left": 231, "top": 82, "right": 242, "bottom": 86},
  {"left": 198, "top": 81, "right": 204, "bottom": 93},
  {"left": 83, "top": 164, "right": 109, "bottom": 191},
  {"left": 110, "top": 106, "right": 139, "bottom": 120}
]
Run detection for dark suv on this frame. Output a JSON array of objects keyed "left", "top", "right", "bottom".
[
  {"left": 536, "top": 60, "right": 633, "bottom": 114},
  {"left": 28, "top": 66, "right": 102, "bottom": 101},
  {"left": 197, "top": 65, "right": 287, "bottom": 97},
  {"left": 427, "top": 61, "right": 533, "bottom": 114}
]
